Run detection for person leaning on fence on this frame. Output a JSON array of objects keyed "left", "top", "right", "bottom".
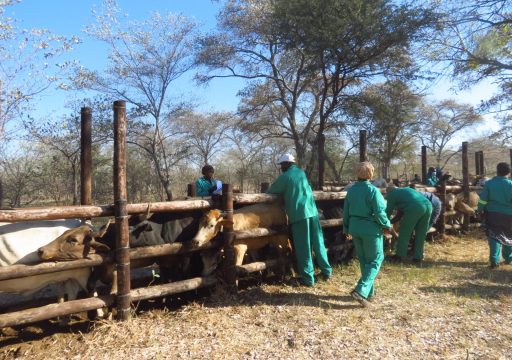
[
  {"left": 477, "top": 162, "right": 512, "bottom": 268},
  {"left": 385, "top": 186, "right": 432, "bottom": 264},
  {"left": 426, "top": 167, "right": 438, "bottom": 186},
  {"left": 196, "top": 165, "right": 218, "bottom": 197},
  {"left": 343, "top": 161, "right": 392, "bottom": 307},
  {"left": 266, "top": 153, "right": 332, "bottom": 287}
]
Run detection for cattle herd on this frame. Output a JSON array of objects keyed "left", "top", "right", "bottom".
[{"left": 0, "top": 181, "right": 481, "bottom": 328}]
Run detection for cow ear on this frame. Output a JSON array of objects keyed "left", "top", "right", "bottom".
[
  {"left": 143, "top": 222, "right": 153, "bottom": 232},
  {"left": 94, "top": 218, "right": 112, "bottom": 239}
]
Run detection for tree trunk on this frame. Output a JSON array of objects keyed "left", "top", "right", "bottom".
[
  {"left": 317, "top": 133, "right": 325, "bottom": 189},
  {"left": 72, "top": 162, "right": 79, "bottom": 206}
]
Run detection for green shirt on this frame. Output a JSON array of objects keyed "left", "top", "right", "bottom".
[
  {"left": 343, "top": 180, "right": 390, "bottom": 234},
  {"left": 386, "top": 187, "right": 430, "bottom": 217},
  {"left": 266, "top": 164, "right": 318, "bottom": 223},
  {"left": 195, "top": 177, "right": 216, "bottom": 197},
  {"left": 426, "top": 174, "right": 438, "bottom": 186},
  {"left": 477, "top": 176, "right": 512, "bottom": 215}
]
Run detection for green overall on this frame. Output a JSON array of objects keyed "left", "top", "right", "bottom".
[
  {"left": 343, "top": 180, "right": 390, "bottom": 299},
  {"left": 195, "top": 177, "right": 216, "bottom": 197},
  {"left": 477, "top": 176, "right": 512, "bottom": 265},
  {"left": 386, "top": 188, "right": 432, "bottom": 260},
  {"left": 267, "top": 164, "right": 332, "bottom": 286}
]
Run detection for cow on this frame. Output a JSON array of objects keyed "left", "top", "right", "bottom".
[
  {"left": 0, "top": 219, "right": 100, "bottom": 323},
  {"left": 37, "top": 211, "right": 222, "bottom": 296},
  {"left": 190, "top": 203, "right": 292, "bottom": 273},
  {"left": 445, "top": 191, "right": 479, "bottom": 226}
]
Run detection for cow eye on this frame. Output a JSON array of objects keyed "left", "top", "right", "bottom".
[
  {"left": 68, "top": 238, "right": 79, "bottom": 245},
  {"left": 209, "top": 224, "right": 214, "bottom": 228}
]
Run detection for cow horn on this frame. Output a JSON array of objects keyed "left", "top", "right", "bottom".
[{"left": 94, "top": 218, "right": 112, "bottom": 238}]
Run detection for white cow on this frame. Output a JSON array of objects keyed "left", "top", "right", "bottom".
[{"left": 0, "top": 219, "right": 90, "bottom": 304}]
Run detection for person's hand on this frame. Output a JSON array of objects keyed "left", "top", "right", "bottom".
[
  {"left": 344, "top": 233, "right": 352, "bottom": 241},
  {"left": 208, "top": 185, "right": 217, "bottom": 194}
]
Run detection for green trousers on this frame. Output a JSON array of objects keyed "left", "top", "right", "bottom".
[
  {"left": 290, "top": 216, "right": 332, "bottom": 286},
  {"left": 488, "top": 238, "right": 512, "bottom": 265},
  {"left": 395, "top": 203, "right": 432, "bottom": 260},
  {"left": 352, "top": 232, "right": 384, "bottom": 299}
]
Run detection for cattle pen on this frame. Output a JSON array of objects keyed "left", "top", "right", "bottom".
[{"left": 0, "top": 105, "right": 501, "bottom": 330}]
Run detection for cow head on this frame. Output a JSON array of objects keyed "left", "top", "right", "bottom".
[
  {"left": 190, "top": 209, "right": 232, "bottom": 247},
  {"left": 38, "top": 222, "right": 111, "bottom": 261},
  {"left": 445, "top": 193, "right": 456, "bottom": 211}
]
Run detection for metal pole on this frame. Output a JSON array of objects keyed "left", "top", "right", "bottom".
[
  {"left": 80, "top": 107, "right": 93, "bottom": 206},
  {"left": 221, "top": 183, "right": 237, "bottom": 292},
  {"left": 113, "top": 100, "right": 131, "bottom": 321},
  {"left": 462, "top": 142, "right": 469, "bottom": 232},
  {"left": 421, "top": 145, "right": 427, "bottom": 184},
  {"left": 359, "top": 130, "right": 368, "bottom": 162}
]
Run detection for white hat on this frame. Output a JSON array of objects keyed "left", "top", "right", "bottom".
[{"left": 278, "top": 153, "right": 296, "bottom": 164}]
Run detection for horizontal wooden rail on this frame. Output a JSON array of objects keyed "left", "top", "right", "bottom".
[
  {"left": 131, "top": 275, "right": 217, "bottom": 302},
  {"left": 237, "top": 259, "right": 280, "bottom": 274},
  {"left": 0, "top": 294, "right": 114, "bottom": 328},
  {"left": 0, "top": 199, "right": 213, "bottom": 222},
  {"left": 0, "top": 239, "right": 223, "bottom": 281}
]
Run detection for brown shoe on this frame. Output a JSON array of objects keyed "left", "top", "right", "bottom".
[{"left": 350, "top": 290, "right": 370, "bottom": 308}]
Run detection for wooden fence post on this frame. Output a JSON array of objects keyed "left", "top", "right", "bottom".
[
  {"left": 221, "top": 183, "right": 237, "bottom": 292},
  {"left": 462, "top": 142, "right": 470, "bottom": 232},
  {"left": 359, "top": 130, "right": 368, "bottom": 162},
  {"left": 438, "top": 180, "right": 446, "bottom": 237},
  {"left": 80, "top": 107, "right": 92, "bottom": 207},
  {"left": 475, "top": 151, "right": 481, "bottom": 177},
  {"left": 187, "top": 183, "right": 196, "bottom": 197},
  {"left": 260, "top": 182, "right": 270, "bottom": 193},
  {"left": 479, "top": 151, "right": 485, "bottom": 176},
  {"left": 421, "top": 145, "right": 427, "bottom": 185},
  {"left": 113, "top": 100, "right": 131, "bottom": 321}
]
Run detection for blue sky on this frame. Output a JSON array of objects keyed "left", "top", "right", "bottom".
[{"left": 4, "top": 0, "right": 499, "bottom": 137}]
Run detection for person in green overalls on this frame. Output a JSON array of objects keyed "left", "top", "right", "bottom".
[
  {"left": 195, "top": 164, "right": 218, "bottom": 197},
  {"left": 386, "top": 186, "right": 432, "bottom": 264},
  {"left": 267, "top": 153, "right": 332, "bottom": 287},
  {"left": 343, "top": 161, "right": 392, "bottom": 307},
  {"left": 477, "top": 162, "right": 512, "bottom": 268}
]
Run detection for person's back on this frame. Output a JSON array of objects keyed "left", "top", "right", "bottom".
[
  {"left": 267, "top": 164, "right": 317, "bottom": 223},
  {"left": 344, "top": 181, "right": 389, "bottom": 230},
  {"left": 387, "top": 187, "right": 430, "bottom": 212},
  {"left": 479, "top": 176, "right": 512, "bottom": 215}
]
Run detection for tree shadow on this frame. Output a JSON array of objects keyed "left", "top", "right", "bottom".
[
  {"left": 204, "top": 285, "right": 361, "bottom": 311},
  {"left": 419, "top": 282, "right": 512, "bottom": 300}
]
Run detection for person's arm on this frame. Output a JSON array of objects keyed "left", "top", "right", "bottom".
[
  {"left": 266, "top": 174, "right": 286, "bottom": 194},
  {"left": 385, "top": 191, "right": 396, "bottom": 218},
  {"left": 477, "top": 183, "right": 489, "bottom": 212},
  {"left": 372, "top": 190, "right": 391, "bottom": 229}
]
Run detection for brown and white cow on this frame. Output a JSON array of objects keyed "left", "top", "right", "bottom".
[
  {"left": 191, "top": 203, "right": 291, "bottom": 269},
  {"left": 0, "top": 219, "right": 99, "bottom": 322},
  {"left": 445, "top": 191, "right": 480, "bottom": 225}
]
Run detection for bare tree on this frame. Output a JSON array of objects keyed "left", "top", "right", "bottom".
[
  {"left": 417, "top": 99, "right": 483, "bottom": 168},
  {"left": 74, "top": 0, "right": 197, "bottom": 200}
]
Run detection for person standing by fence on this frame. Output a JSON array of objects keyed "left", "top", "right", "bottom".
[
  {"left": 478, "top": 162, "right": 512, "bottom": 268},
  {"left": 267, "top": 153, "right": 332, "bottom": 287},
  {"left": 196, "top": 165, "right": 220, "bottom": 197},
  {"left": 343, "top": 161, "right": 392, "bottom": 307}
]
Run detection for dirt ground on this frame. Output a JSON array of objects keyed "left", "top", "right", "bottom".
[{"left": 1, "top": 230, "right": 511, "bottom": 360}]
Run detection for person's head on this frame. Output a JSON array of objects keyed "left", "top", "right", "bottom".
[
  {"left": 497, "top": 162, "right": 511, "bottom": 177},
  {"left": 355, "top": 161, "right": 374, "bottom": 180},
  {"left": 428, "top": 167, "right": 435, "bottom": 174},
  {"left": 202, "top": 164, "right": 215, "bottom": 180},
  {"left": 277, "top": 153, "right": 296, "bottom": 172}
]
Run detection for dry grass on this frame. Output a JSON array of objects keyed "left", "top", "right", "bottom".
[{"left": 2, "top": 231, "right": 512, "bottom": 359}]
